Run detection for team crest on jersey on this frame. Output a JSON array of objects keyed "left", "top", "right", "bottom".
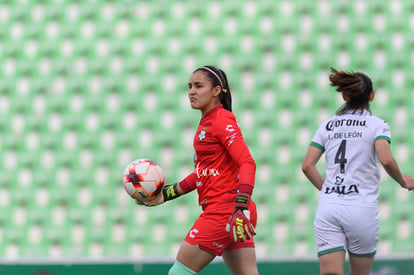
[{"left": 199, "top": 127, "right": 206, "bottom": 140}]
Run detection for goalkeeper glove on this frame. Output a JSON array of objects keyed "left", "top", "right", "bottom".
[{"left": 226, "top": 193, "right": 256, "bottom": 242}]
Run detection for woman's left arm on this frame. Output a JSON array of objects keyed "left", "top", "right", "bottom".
[
  {"left": 217, "top": 116, "right": 257, "bottom": 242},
  {"left": 218, "top": 116, "right": 256, "bottom": 193}
]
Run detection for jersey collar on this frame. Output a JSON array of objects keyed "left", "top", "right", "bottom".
[
  {"left": 342, "top": 109, "right": 371, "bottom": 116},
  {"left": 201, "top": 104, "right": 223, "bottom": 121}
]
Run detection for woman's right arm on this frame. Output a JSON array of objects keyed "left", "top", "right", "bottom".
[
  {"left": 139, "top": 172, "right": 197, "bottom": 206},
  {"left": 375, "top": 139, "right": 414, "bottom": 190}
]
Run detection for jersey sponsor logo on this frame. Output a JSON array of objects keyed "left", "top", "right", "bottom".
[
  {"left": 198, "top": 127, "right": 207, "bottom": 141},
  {"left": 196, "top": 181, "right": 203, "bottom": 187},
  {"left": 326, "top": 119, "right": 367, "bottom": 131},
  {"left": 189, "top": 228, "right": 199, "bottom": 238},
  {"left": 225, "top": 124, "right": 237, "bottom": 146},
  {"left": 225, "top": 124, "right": 235, "bottom": 132},
  {"left": 226, "top": 133, "right": 237, "bottom": 146},
  {"left": 195, "top": 162, "right": 220, "bottom": 178},
  {"left": 324, "top": 184, "right": 359, "bottom": 195},
  {"left": 325, "top": 175, "right": 360, "bottom": 195}
]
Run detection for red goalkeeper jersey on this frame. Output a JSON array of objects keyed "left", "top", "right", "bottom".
[{"left": 179, "top": 105, "right": 256, "bottom": 213}]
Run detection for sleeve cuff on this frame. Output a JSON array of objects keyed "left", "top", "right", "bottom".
[{"left": 238, "top": 183, "right": 253, "bottom": 196}]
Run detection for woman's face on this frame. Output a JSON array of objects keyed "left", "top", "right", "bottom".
[{"left": 188, "top": 70, "right": 221, "bottom": 116}]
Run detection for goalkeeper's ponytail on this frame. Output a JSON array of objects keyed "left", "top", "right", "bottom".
[{"left": 217, "top": 68, "right": 232, "bottom": 112}]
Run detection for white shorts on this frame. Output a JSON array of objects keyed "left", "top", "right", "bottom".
[{"left": 314, "top": 202, "right": 379, "bottom": 257}]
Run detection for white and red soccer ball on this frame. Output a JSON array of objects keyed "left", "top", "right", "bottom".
[{"left": 123, "top": 159, "right": 165, "bottom": 202}]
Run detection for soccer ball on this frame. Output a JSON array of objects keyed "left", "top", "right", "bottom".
[{"left": 123, "top": 159, "right": 165, "bottom": 202}]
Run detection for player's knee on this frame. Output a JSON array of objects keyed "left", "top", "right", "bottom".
[{"left": 169, "top": 261, "right": 197, "bottom": 275}]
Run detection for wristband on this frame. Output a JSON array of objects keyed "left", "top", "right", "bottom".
[
  {"left": 235, "top": 193, "right": 250, "bottom": 209},
  {"left": 162, "top": 183, "right": 181, "bottom": 201}
]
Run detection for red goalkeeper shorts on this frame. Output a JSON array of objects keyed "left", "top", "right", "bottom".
[{"left": 184, "top": 201, "right": 257, "bottom": 256}]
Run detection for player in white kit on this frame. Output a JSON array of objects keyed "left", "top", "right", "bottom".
[{"left": 302, "top": 67, "right": 414, "bottom": 275}]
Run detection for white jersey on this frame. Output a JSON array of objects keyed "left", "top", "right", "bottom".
[{"left": 311, "top": 110, "right": 391, "bottom": 207}]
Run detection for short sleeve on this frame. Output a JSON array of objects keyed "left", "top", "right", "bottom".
[
  {"left": 310, "top": 123, "right": 326, "bottom": 152},
  {"left": 375, "top": 120, "right": 391, "bottom": 143}
]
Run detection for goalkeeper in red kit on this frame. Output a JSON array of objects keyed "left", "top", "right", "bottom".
[{"left": 139, "top": 65, "right": 259, "bottom": 275}]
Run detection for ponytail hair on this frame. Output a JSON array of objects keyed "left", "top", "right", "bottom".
[
  {"left": 329, "top": 67, "right": 373, "bottom": 115},
  {"left": 194, "top": 65, "right": 232, "bottom": 112}
]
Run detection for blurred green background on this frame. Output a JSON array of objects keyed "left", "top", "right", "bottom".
[{"left": 0, "top": 0, "right": 413, "bottom": 262}]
